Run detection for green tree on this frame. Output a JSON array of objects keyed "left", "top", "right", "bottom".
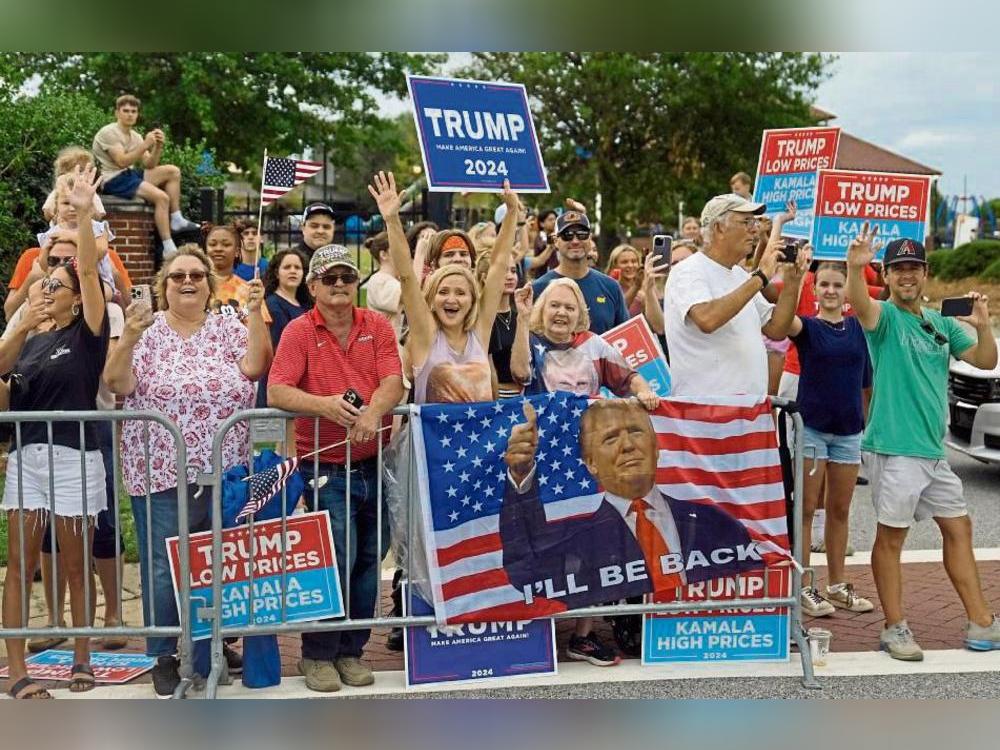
[
  {"left": 467, "top": 52, "right": 830, "bottom": 245},
  {"left": 0, "top": 53, "right": 443, "bottom": 174}
]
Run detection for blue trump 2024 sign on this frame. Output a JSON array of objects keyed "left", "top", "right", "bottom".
[
  {"left": 407, "top": 75, "right": 550, "bottom": 193},
  {"left": 404, "top": 589, "right": 557, "bottom": 688}
]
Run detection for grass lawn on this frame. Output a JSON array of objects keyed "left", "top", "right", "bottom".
[{"left": 0, "top": 473, "right": 139, "bottom": 565}]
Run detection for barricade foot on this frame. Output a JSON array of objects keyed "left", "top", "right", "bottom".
[{"left": 792, "top": 627, "right": 822, "bottom": 690}]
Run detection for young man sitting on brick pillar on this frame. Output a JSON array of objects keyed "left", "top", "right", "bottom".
[{"left": 92, "top": 94, "right": 199, "bottom": 260}]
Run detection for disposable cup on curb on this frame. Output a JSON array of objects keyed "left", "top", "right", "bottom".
[{"left": 807, "top": 627, "right": 833, "bottom": 667}]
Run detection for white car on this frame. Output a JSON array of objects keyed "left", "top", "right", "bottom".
[{"left": 947, "top": 336, "right": 1000, "bottom": 464}]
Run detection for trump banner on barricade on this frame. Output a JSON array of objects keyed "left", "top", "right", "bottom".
[
  {"left": 404, "top": 585, "right": 557, "bottom": 688},
  {"left": 753, "top": 126, "right": 841, "bottom": 240},
  {"left": 411, "top": 392, "right": 791, "bottom": 626},
  {"left": 811, "top": 169, "right": 933, "bottom": 260},
  {"left": 601, "top": 316, "right": 671, "bottom": 397},
  {"left": 642, "top": 567, "right": 791, "bottom": 664},
  {"left": 407, "top": 75, "right": 549, "bottom": 193},
  {"left": 167, "top": 511, "right": 344, "bottom": 640}
]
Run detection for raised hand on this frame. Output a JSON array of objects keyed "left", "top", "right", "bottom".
[
  {"left": 504, "top": 400, "right": 538, "bottom": 486},
  {"left": 513, "top": 284, "right": 534, "bottom": 318},
  {"left": 758, "top": 237, "right": 784, "bottom": 279},
  {"left": 500, "top": 178, "right": 519, "bottom": 213},
  {"left": 245, "top": 278, "right": 264, "bottom": 313},
  {"left": 958, "top": 292, "right": 991, "bottom": 330},
  {"left": 67, "top": 164, "right": 100, "bottom": 215},
  {"left": 367, "top": 171, "right": 401, "bottom": 219},
  {"left": 564, "top": 198, "right": 587, "bottom": 214},
  {"left": 122, "top": 299, "right": 155, "bottom": 341},
  {"left": 847, "top": 222, "right": 880, "bottom": 268},
  {"left": 643, "top": 249, "right": 669, "bottom": 282}
]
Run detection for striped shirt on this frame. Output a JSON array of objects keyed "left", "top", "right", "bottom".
[{"left": 268, "top": 306, "right": 402, "bottom": 463}]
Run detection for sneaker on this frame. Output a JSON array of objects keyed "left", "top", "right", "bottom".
[
  {"left": 386, "top": 627, "right": 404, "bottom": 652},
  {"left": 567, "top": 633, "right": 621, "bottom": 666},
  {"left": 223, "top": 643, "right": 243, "bottom": 675},
  {"left": 151, "top": 655, "right": 181, "bottom": 698},
  {"left": 880, "top": 620, "right": 924, "bottom": 661},
  {"left": 298, "top": 658, "right": 341, "bottom": 692},
  {"left": 824, "top": 583, "right": 875, "bottom": 613},
  {"left": 965, "top": 615, "right": 1000, "bottom": 651},
  {"left": 334, "top": 656, "right": 375, "bottom": 686},
  {"left": 800, "top": 587, "right": 835, "bottom": 617},
  {"left": 809, "top": 539, "right": 855, "bottom": 556},
  {"left": 170, "top": 215, "right": 201, "bottom": 233}
]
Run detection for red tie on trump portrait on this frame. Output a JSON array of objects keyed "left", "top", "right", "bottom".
[{"left": 629, "top": 498, "right": 683, "bottom": 591}]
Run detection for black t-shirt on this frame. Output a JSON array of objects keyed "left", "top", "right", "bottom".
[
  {"left": 10, "top": 310, "right": 110, "bottom": 450},
  {"left": 489, "top": 310, "right": 518, "bottom": 383}
]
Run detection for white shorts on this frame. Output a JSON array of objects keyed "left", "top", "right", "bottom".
[
  {"left": 3, "top": 444, "right": 107, "bottom": 518},
  {"left": 866, "top": 452, "right": 966, "bottom": 528}
]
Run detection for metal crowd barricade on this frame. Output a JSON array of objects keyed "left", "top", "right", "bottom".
[
  {"left": 199, "top": 399, "right": 817, "bottom": 698},
  {"left": 0, "top": 410, "right": 197, "bottom": 698}
]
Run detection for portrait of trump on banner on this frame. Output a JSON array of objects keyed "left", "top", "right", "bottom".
[{"left": 501, "top": 399, "right": 763, "bottom": 611}]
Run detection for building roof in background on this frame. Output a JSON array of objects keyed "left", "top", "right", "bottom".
[{"left": 835, "top": 132, "right": 941, "bottom": 176}]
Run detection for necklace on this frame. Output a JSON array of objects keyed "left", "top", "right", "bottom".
[
  {"left": 819, "top": 317, "right": 846, "bottom": 331},
  {"left": 496, "top": 309, "right": 513, "bottom": 331}
]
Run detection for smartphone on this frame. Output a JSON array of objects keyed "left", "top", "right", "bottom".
[
  {"left": 940, "top": 296, "right": 974, "bottom": 317},
  {"left": 651, "top": 235, "right": 673, "bottom": 266},
  {"left": 782, "top": 239, "right": 799, "bottom": 264},
  {"left": 343, "top": 388, "right": 365, "bottom": 409},
  {"left": 130, "top": 284, "right": 152, "bottom": 307}
]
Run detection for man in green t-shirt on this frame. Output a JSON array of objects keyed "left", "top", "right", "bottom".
[{"left": 847, "top": 228, "right": 999, "bottom": 661}]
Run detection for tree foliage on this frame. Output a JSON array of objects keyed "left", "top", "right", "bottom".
[
  {"left": 468, "top": 52, "right": 830, "bottom": 244},
  {"left": 0, "top": 52, "right": 443, "bottom": 175}
]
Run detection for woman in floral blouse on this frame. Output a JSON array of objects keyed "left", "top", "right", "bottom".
[{"left": 104, "top": 244, "right": 271, "bottom": 694}]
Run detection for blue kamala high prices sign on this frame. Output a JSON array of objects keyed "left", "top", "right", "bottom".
[{"left": 407, "top": 75, "right": 550, "bottom": 193}]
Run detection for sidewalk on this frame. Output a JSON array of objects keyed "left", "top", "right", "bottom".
[{"left": 3, "top": 556, "right": 998, "bottom": 695}]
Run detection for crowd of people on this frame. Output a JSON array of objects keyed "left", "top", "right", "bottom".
[{"left": 1, "top": 93, "right": 998, "bottom": 699}]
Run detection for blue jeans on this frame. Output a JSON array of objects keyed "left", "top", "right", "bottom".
[
  {"left": 299, "top": 458, "right": 389, "bottom": 661},
  {"left": 131, "top": 484, "right": 211, "bottom": 657}
]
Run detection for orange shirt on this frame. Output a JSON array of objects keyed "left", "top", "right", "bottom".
[{"left": 8, "top": 247, "right": 133, "bottom": 291}]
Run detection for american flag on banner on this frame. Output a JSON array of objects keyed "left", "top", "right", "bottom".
[
  {"left": 260, "top": 156, "right": 324, "bottom": 206},
  {"left": 236, "top": 456, "right": 301, "bottom": 522},
  {"left": 412, "top": 392, "right": 790, "bottom": 625}
]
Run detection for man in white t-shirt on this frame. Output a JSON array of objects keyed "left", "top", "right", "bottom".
[{"left": 664, "top": 194, "right": 807, "bottom": 397}]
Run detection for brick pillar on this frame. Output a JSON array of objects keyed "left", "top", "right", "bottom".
[{"left": 103, "top": 197, "right": 157, "bottom": 284}]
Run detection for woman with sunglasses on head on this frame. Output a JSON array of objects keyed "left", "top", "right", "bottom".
[
  {"left": 103, "top": 244, "right": 271, "bottom": 696},
  {"left": 371, "top": 172, "right": 518, "bottom": 405},
  {"left": 1, "top": 166, "right": 109, "bottom": 699}
]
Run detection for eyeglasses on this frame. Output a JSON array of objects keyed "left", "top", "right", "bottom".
[
  {"left": 732, "top": 217, "right": 760, "bottom": 229},
  {"left": 318, "top": 272, "right": 359, "bottom": 286},
  {"left": 42, "top": 277, "right": 73, "bottom": 294},
  {"left": 47, "top": 255, "right": 73, "bottom": 268},
  {"left": 559, "top": 230, "right": 591, "bottom": 242},
  {"left": 166, "top": 271, "right": 208, "bottom": 284},
  {"left": 919, "top": 319, "right": 948, "bottom": 347}
]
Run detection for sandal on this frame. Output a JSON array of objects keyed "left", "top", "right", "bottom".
[
  {"left": 99, "top": 625, "right": 128, "bottom": 650},
  {"left": 8, "top": 677, "right": 53, "bottom": 700},
  {"left": 68, "top": 664, "right": 95, "bottom": 693},
  {"left": 27, "top": 626, "right": 67, "bottom": 654}
]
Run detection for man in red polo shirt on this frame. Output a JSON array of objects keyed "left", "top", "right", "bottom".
[{"left": 268, "top": 243, "right": 403, "bottom": 693}]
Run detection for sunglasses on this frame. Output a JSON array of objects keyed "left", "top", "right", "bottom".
[
  {"left": 559, "top": 229, "right": 591, "bottom": 242},
  {"left": 166, "top": 271, "right": 208, "bottom": 284},
  {"left": 919, "top": 319, "right": 948, "bottom": 347},
  {"left": 46, "top": 254, "right": 73, "bottom": 268},
  {"left": 318, "top": 272, "right": 359, "bottom": 286},
  {"left": 42, "top": 277, "right": 74, "bottom": 294}
]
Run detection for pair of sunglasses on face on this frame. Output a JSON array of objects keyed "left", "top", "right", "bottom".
[
  {"left": 317, "top": 271, "right": 359, "bottom": 286},
  {"left": 559, "top": 229, "right": 591, "bottom": 242}
]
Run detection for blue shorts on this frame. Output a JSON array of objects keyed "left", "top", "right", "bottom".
[
  {"left": 800, "top": 425, "right": 862, "bottom": 465},
  {"left": 101, "top": 168, "right": 144, "bottom": 199}
]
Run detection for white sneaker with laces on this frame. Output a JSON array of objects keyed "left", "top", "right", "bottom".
[
  {"left": 824, "top": 582, "right": 874, "bottom": 613},
  {"left": 801, "top": 586, "right": 835, "bottom": 617},
  {"left": 880, "top": 620, "right": 924, "bottom": 661}
]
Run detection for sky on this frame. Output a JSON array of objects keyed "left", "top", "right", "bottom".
[
  {"left": 383, "top": 52, "right": 1000, "bottom": 203},
  {"left": 814, "top": 52, "right": 1000, "bottom": 202}
]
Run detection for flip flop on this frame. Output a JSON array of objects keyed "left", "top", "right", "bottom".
[
  {"left": 8, "top": 677, "right": 53, "bottom": 700},
  {"left": 68, "top": 664, "right": 95, "bottom": 693}
]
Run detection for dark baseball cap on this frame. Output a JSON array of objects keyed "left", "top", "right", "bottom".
[
  {"left": 883, "top": 238, "right": 926, "bottom": 266},
  {"left": 302, "top": 203, "right": 335, "bottom": 222},
  {"left": 555, "top": 211, "right": 591, "bottom": 234}
]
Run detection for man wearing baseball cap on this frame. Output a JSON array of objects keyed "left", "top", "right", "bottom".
[
  {"left": 296, "top": 203, "right": 337, "bottom": 259},
  {"left": 530, "top": 209, "right": 629, "bottom": 334},
  {"left": 268, "top": 243, "right": 403, "bottom": 691},
  {"left": 663, "top": 193, "right": 808, "bottom": 397},
  {"left": 847, "top": 228, "right": 999, "bottom": 660}
]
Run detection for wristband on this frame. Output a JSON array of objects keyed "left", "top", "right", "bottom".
[{"left": 751, "top": 269, "right": 769, "bottom": 289}]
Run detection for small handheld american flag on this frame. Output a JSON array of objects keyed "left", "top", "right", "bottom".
[
  {"left": 260, "top": 156, "right": 324, "bottom": 206},
  {"left": 236, "top": 456, "right": 301, "bottom": 522}
]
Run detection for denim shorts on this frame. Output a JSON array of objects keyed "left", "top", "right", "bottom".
[
  {"left": 800, "top": 425, "right": 862, "bottom": 465},
  {"left": 101, "top": 168, "right": 143, "bottom": 199}
]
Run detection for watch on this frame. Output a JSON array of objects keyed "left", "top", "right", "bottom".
[{"left": 751, "top": 269, "right": 769, "bottom": 288}]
